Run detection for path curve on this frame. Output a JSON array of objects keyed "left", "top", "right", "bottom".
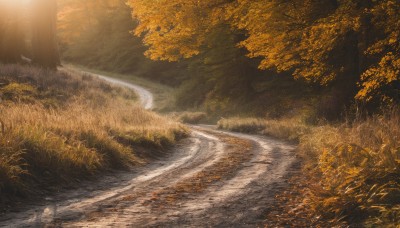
[
  {"left": 0, "top": 70, "right": 298, "bottom": 227},
  {"left": 84, "top": 71, "right": 154, "bottom": 110}
]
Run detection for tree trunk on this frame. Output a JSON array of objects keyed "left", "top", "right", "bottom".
[
  {"left": 0, "top": 1, "right": 24, "bottom": 63},
  {"left": 32, "top": 0, "right": 60, "bottom": 69}
]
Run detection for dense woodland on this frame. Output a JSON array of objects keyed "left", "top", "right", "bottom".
[
  {"left": 56, "top": 0, "right": 399, "bottom": 119},
  {"left": 1, "top": 0, "right": 398, "bottom": 118}
]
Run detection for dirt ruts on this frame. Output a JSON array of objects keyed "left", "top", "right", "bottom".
[{"left": 0, "top": 71, "right": 298, "bottom": 227}]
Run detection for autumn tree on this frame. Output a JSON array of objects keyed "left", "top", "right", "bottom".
[
  {"left": 228, "top": 0, "right": 399, "bottom": 103},
  {"left": 128, "top": 0, "right": 399, "bottom": 104},
  {"left": 58, "top": 0, "right": 185, "bottom": 84},
  {"left": 355, "top": 1, "right": 400, "bottom": 102},
  {"left": 127, "top": 0, "right": 233, "bottom": 61}
]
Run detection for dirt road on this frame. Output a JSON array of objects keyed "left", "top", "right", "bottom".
[
  {"left": 0, "top": 72, "right": 298, "bottom": 227},
  {"left": 89, "top": 72, "right": 154, "bottom": 110}
]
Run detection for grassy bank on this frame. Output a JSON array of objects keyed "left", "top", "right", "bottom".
[
  {"left": 63, "top": 64, "right": 175, "bottom": 112},
  {"left": 218, "top": 111, "right": 400, "bottom": 226},
  {"left": 0, "top": 64, "right": 187, "bottom": 202}
]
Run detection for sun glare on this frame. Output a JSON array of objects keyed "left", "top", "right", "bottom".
[{"left": 0, "top": 0, "right": 31, "bottom": 8}]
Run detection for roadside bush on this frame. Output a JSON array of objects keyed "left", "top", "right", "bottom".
[{"left": 303, "top": 109, "right": 400, "bottom": 226}]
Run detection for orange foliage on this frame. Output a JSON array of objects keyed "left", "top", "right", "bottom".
[{"left": 127, "top": 0, "right": 399, "bottom": 102}]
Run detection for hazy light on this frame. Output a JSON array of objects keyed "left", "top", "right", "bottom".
[{"left": 0, "top": 0, "right": 31, "bottom": 7}]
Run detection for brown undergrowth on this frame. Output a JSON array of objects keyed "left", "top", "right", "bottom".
[
  {"left": 0, "top": 64, "right": 187, "bottom": 205},
  {"left": 218, "top": 111, "right": 400, "bottom": 227},
  {"left": 264, "top": 175, "right": 340, "bottom": 227}
]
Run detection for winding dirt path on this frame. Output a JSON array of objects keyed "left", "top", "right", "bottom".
[
  {"left": 0, "top": 71, "right": 298, "bottom": 227},
  {"left": 89, "top": 72, "right": 154, "bottom": 110}
]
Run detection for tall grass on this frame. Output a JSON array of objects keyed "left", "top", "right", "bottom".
[
  {"left": 0, "top": 64, "right": 187, "bottom": 198},
  {"left": 218, "top": 110, "right": 400, "bottom": 226},
  {"left": 217, "top": 117, "right": 311, "bottom": 142},
  {"left": 303, "top": 110, "right": 400, "bottom": 226}
]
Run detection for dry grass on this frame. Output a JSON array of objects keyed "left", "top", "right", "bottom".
[
  {"left": 302, "top": 110, "right": 400, "bottom": 226},
  {"left": 170, "top": 112, "right": 208, "bottom": 124},
  {"left": 218, "top": 111, "right": 400, "bottom": 226},
  {"left": 217, "top": 117, "right": 311, "bottom": 142},
  {"left": 66, "top": 64, "right": 176, "bottom": 112},
  {"left": 0, "top": 64, "right": 187, "bottom": 198}
]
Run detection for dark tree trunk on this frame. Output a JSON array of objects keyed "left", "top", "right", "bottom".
[
  {"left": 32, "top": 0, "right": 60, "bottom": 69},
  {"left": 0, "top": 1, "right": 24, "bottom": 63}
]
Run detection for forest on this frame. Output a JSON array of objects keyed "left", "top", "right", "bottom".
[
  {"left": 61, "top": 0, "right": 399, "bottom": 115},
  {"left": 2, "top": 0, "right": 398, "bottom": 115},
  {"left": 0, "top": 0, "right": 399, "bottom": 227}
]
